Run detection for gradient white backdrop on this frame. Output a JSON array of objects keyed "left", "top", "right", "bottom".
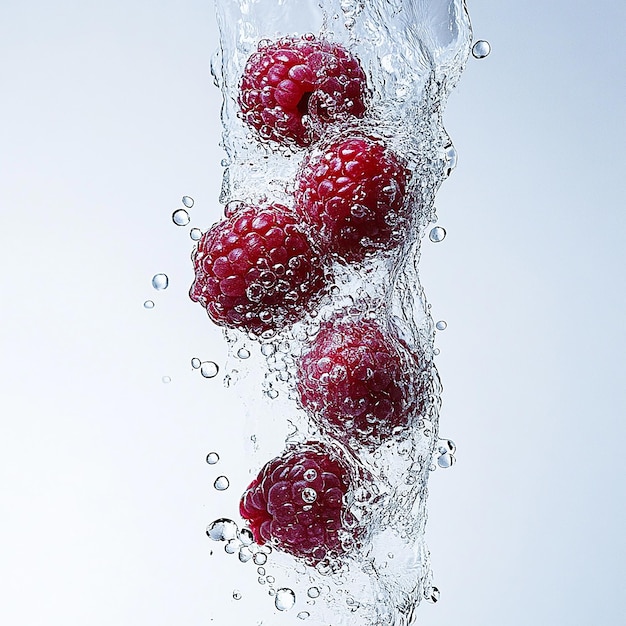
[{"left": 1, "top": 1, "right": 625, "bottom": 624}]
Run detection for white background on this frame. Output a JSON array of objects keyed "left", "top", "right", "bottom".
[{"left": 1, "top": 1, "right": 625, "bottom": 624}]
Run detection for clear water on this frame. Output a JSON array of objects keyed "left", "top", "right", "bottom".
[{"left": 201, "top": 0, "right": 474, "bottom": 623}]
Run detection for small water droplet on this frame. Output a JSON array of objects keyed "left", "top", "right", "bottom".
[
  {"left": 472, "top": 40, "right": 491, "bottom": 59},
  {"left": 437, "top": 452, "right": 456, "bottom": 469},
  {"left": 444, "top": 143, "right": 458, "bottom": 176},
  {"left": 433, "top": 347, "right": 441, "bottom": 356},
  {"left": 172, "top": 209, "right": 190, "bottom": 226},
  {"left": 162, "top": 376, "right": 171, "bottom": 384},
  {"left": 182, "top": 195, "right": 194, "bottom": 208},
  {"left": 152, "top": 273, "right": 169, "bottom": 290},
  {"left": 206, "top": 452, "right": 219, "bottom": 465},
  {"left": 275, "top": 588, "right": 296, "bottom": 611},
  {"left": 436, "top": 320, "right": 447, "bottom": 331},
  {"left": 239, "top": 528, "right": 253, "bottom": 546},
  {"left": 214, "top": 476, "right": 229, "bottom": 491},
  {"left": 191, "top": 357, "right": 201, "bottom": 369},
  {"left": 201, "top": 361, "right": 219, "bottom": 378},
  {"left": 307, "top": 587, "right": 320, "bottom": 599},
  {"left": 297, "top": 612, "right": 310, "bottom": 620},
  {"left": 253, "top": 552, "right": 268, "bottom": 566},
  {"left": 302, "top": 487, "right": 317, "bottom": 503},
  {"left": 143, "top": 300, "right": 155, "bottom": 309},
  {"left": 190, "top": 227, "right": 202, "bottom": 241},
  {"left": 232, "top": 590, "right": 242, "bottom": 600},
  {"left": 206, "top": 518, "right": 238, "bottom": 541},
  {"left": 426, "top": 586, "right": 440, "bottom": 603},
  {"left": 266, "top": 388, "right": 279, "bottom": 399},
  {"left": 429, "top": 226, "right": 446, "bottom": 243},
  {"left": 266, "top": 575, "right": 275, "bottom": 584},
  {"left": 238, "top": 546, "right": 253, "bottom": 562},
  {"left": 257, "top": 567, "right": 266, "bottom": 576},
  {"left": 237, "top": 347, "right": 251, "bottom": 359}
]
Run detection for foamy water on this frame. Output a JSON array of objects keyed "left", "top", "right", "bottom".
[{"left": 198, "top": 1, "right": 474, "bottom": 623}]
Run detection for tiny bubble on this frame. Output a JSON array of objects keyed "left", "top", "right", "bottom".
[
  {"left": 206, "top": 452, "right": 219, "bottom": 465},
  {"left": 214, "top": 476, "right": 230, "bottom": 491},
  {"left": 201, "top": 361, "right": 219, "bottom": 378},
  {"left": 429, "top": 227, "right": 446, "bottom": 243},
  {"left": 237, "top": 347, "right": 251, "bottom": 359},
  {"left": 426, "top": 586, "right": 441, "bottom": 603},
  {"left": 162, "top": 376, "right": 171, "bottom": 384},
  {"left": 152, "top": 273, "right": 169, "bottom": 290},
  {"left": 190, "top": 228, "right": 202, "bottom": 241},
  {"left": 472, "top": 40, "right": 491, "bottom": 59},
  {"left": 182, "top": 195, "right": 194, "bottom": 208},
  {"left": 435, "top": 320, "right": 447, "bottom": 331},
  {"left": 143, "top": 300, "right": 155, "bottom": 309},
  {"left": 297, "top": 612, "right": 310, "bottom": 620},
  {"left": 254, "top": 552, "right": 268, "bottom": 566},
  {"left": 433, "top": 348, "right": 440, "bottom": 356},
  {"left": 232, "top": 590, "right": 242, "bottom": 600},
  {"left": 307, "top": 587, "right": 320, "bottom": 599},
  {"left": 172, "top": 209, "right": 190, "bottom": 226}
]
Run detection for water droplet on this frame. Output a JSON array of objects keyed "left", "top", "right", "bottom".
[
  {"left": 303, "top": 469, "right": 317, "bottom": 482},
  {"left": 429, "top": 226, "right": 446, "bottom": 243},
  {"left": 437, "top": 452, "right": 456, "bottom": 469},
  {"left": 239, "top": 528, "right": 253, "bottom": 546},
  {"left": 472, "top": 40, "right": 491, "bottom": 59},
  {"left": 201, "top": 361, "right": 219, "bottom": 378},
  {"left": 307, "top": 587, "right": 320, "bottom": 599},
  {"left": 190, "top": 227, "right": 202, "bottom": 241},
  {"left": 206, "top": 452, "right": 219, "bottom": 465},
  {"left": 172, "top": 209, "right": 190, "bottom": 226},
  {"left": 162, "top": 376, "right": 171, "bottom": 384},
  {"left": 232, "top": 590, "right": 242, "bottom": 600},
  {"left": 297, "top": 612, "right": 310, "bottom": 620},
  {"left": 214, "top": 476, "right": 229, "bottom": 491},
  {"left": 266, "top": 575, "right": 275, "bottom": 584},
  {"left": 275, "top": 588, "right": 296, "bottom": 611},
  {"left": 206, "top": 518, "right": 238, "bottom": 541},
  {"left": 433, "top": 347, "right": 441, "bottom": 356},
  {"left": 261, "top": 343, "right": 275, "bottom": 357},
  {"left": 237, "top": 347, "right": 251, "bottom": 359},
  {"left": 266, "top": 388, "right": 279, "bottom": 399},
  {"left": 444, "top": 143, "right": 458, "bottom": 176},
  {"left": 143, "top": 300, "right": 155, "bottom": 309},
  {"left": 426, "top": 586, "right": 440, "bottom": 603},
  {"left": 253, "top": 552, "right": 268, "bottom": 566},
  {"left": 302, "top": 487, "right": 317, "bottom": 503},
  {"left": 257, "top": 567, "right": 266, "bottom": 576},
  {"left": 182, "top": 195, "right": 194, "bottom": 208},
  {"left": 152, "top": 273, "right": 169, "bottom": 290},
  {"left": 238, "top": 546, "right": 253, "bottom": 562},
  {"left": 436, "top": 320, "right": 447, "bottom": 331}
]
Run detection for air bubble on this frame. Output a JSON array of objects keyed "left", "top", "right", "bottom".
[
  {"left": 253, "top": 552, "right": 268, "bottom": 566},
  {"left": 303, "top": 469, "right": 318, "bottom": 482},
  {"left": 433, "top": 348, "right": 441, "bottom": 356},
  {"left": 266, "top": 388, "right": 279, "bottom": 399},
  {"left": 444, "top": 143, "right": 458, "bottom": 176},
  {"left": 302, "top": 487, "right": 317, "bottom": 503},
  {"left": 232, "top": 590, "right": 242, "bottom": 600},
  {"left": 152, "top": 273, "right": 169, "bottom": 290},
  {"left": 275, "top": 588, "right": 296, "bottom": 611},
  {"left": 143, "top": 300, "right": 155, "bottom": 309},
  {"left": 436, "top": 320, "right": 447, "bottom": 331},
  {"left": 162, "top": 376, "right": 171, "bottom": 384},
  {"left": 426, "top": 586, "right": 440, "bottom": 603},
  {"left": 172, "top": 209, "right": 190, "bottom": 226},
  {"left": 214, "top": 476, "right": 230, "bottom": 491},
  {"left": 429, "top": 227, "right": 446, "bottom": 243},
  {"left": 237, "top": 347, "right": 251, "bottom": 359},
  {"left": 201, "top": 361, "right": 219, "bottom": 378},
  {"left": 191, "top": 357, "right": 201, "bottom": 369},
  {"left": 437, "top": 452, "right": 456, "bottom": 469},
  {"left": 239, "top": 528, "right": 253, "bottom": 546},
  {"left": 190, "top": 228, "right": 202, "bottom": 241},
  {"left": 206, "top": 518, "right": 238, "bottom": 541},
  {"left": 472, "top": 40, "right": 491, "bottom": 59},
  {"left": 297, "top": 612, "right": 310, "bottom": 620},
  {"left": 206, "top": 452, "right": 219, "bottom": 465},
  {"left": 182, "top": 195, "right": 194, "bottom": 208},
  {"left": 238, "top": 546, "right": 253, "bottom": 562},
  {"left": 307, "top": 587, "right": 320, "bottom": 599}
]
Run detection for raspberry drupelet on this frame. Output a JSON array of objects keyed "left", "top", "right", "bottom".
[
  {"left": 189, "top": 203, "right": 326, "bottom": 335},
  {"left": 240, "top": 442, "right": 359, "bottom": 565},
  {"left": 297, "top": 315, "right": 418, "bottom": 449},
  {"left": 239, "top": 35, "right": 367, "bottom": 147},
  {"left": 295, "top": 135, "right": 411, "bottom": 262}
]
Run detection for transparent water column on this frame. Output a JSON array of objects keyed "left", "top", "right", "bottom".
[{"left": 205, "top": 1, "right": 472, "bottom": 624}]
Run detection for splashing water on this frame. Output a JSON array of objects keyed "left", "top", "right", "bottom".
[{"left": 199, "top": 0, "right": 474, "bottom": 624}]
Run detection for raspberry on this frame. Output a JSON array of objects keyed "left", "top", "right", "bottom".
[
  {"left": 189, "top": 203, "right": 325, "bottom": 335},
  {"left": 296, "top": 315, "right": 415, "bottom": 449},
  {"left": 295, "top": 136, "right": 410, "bottom": 262},
  {"left": 239, "top": 35, "right": 367, "bottom": 147},
  {"left": 240, "top": 442, "right": 358, "bottom": 565}
]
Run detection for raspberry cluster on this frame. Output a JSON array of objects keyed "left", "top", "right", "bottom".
[{"left": 194, "top": 34, "right": 427, "bottom": 567}]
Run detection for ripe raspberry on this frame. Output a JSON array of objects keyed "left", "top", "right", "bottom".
[
  {"left": 295, "top": 136, "right": 410, "bottom": 262},
  {"left": 239, "top": 35, "right": 367, "bottom": 147},
  {"left": 296, "top": 315, "right": 416, "bottom": 449},
  {"left": 189, "top": 203, "right": 325, "bottom": 335},
  {"left": 240, "top": 442, "right": 358, "bottom": 565}
]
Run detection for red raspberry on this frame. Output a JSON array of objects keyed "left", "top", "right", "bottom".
[
  {"left": 189, "top": 203, "right": 325, "bottom": 335},
  {"left": 240, "top": 442, "right": 358, "bottom": 565},
  {"left": 295, "top": 136, "right": 410, "bottom": 262},
  {"left": 296, "top": 315, "right": 415, "bottom": 449},
  {"left": 239, "top": 35, "right": 367, "bottom": 147}
]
